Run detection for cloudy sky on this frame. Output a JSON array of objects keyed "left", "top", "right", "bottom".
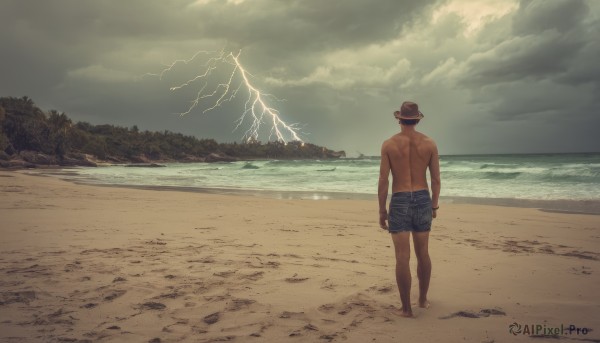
[{"left": 1, "top": 0, "right": 599, "bottom": 155}]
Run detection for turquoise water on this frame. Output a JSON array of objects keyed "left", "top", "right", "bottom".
[{"left": 60, "top": 153, "right": 600, "bottom": 202}]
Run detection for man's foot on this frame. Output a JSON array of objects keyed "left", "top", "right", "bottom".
[
  {"left": 392, "top": 307, "right": 414, "bottom": 318},
  {"left": 419, "top": 299, "right": 430, "bottom": 309}
]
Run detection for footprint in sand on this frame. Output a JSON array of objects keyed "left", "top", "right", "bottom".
[
  {"left": 570, "top": 266, "right": 592, "bottom": 275},
  {"left": 139, "top": 302, "right": 166, "bottom": 310},
  {"left": 318, "top": 294, "right": 381, "bottom": 323},
  {"left": 561, "top": 251, "right": 598, "bottom": 261},
  {"left": 279, "top": 311, "right": 306, "bottom": 319},
  {"left": 240, "top": 271, "right": 264, "bottom": 281},
  {"left": 285, "top": 274, "right": 309, "bottom": 283},
  {"left": 318, "top": 304, "right": 335, "bottom": 313},
  {"left": 288, "top": 324, "right": 320, "bottom": 338},
  {"left": 367, "top": 285, "right": 393, "bottom": 293},
  {"left": 321, "top": 279, "right": 335, "bottom": 290},
  {"left": 0, "top": 290, "right": 36, "bottom": 305},
  {"left": 439, "top": 308, "right": 506, "bottom": 319},
  {"left": 213, "top": 270, "right": 236, "bottom": 278},
  {"left": 203, "top": 312, "right": 220, "bottom": 324},
  {"left": 283, "top": 253, "right": 303, "bottom": 259},
  {"left": 320, "top": 334, "right": 338, "bottom": 342},
  {"left": 226, "top": 298, "right": 256, "bottom": 311},
  {"left": 104, "top": 289, "right": 126, "bottom": 302},
  {"left": 194, "top": 226, "right": 216, "bottom": 230},
  {"left": 187, "top": 257, "right": 215, "bottom": 264},
  {"left": 64, "top": 260, "right": 83, "bottom": 272},
  {"left": 154, "top": 291, "right": 184, "bottom": 299},
  {"left": 145, "top": 239, "right": 167, "bottom": 246}
]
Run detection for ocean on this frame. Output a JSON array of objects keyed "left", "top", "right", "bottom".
[{"left": 41, "top": 153, "right": 600, "bottom": 212}]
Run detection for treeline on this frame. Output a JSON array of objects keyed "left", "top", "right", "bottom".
[{"left": 0, "top": 96, "right": 344, "bottom": 165}]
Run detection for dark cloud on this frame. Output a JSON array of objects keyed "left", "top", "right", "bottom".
[
  {"left": 462, "top": 30, "right": 584, "bottom": 86},
  {"left": 462, "top": 0, "right": 590, "bottom": 87},
  {"left": 0, "top": 0, "right": 598, "bottom": 154},
  {"left": 512, "top": 0, "right": 588, "bottom": 35},
  {"left": 457, "top": 0, "right": 600, "bottom": 139},
  {"left": 194, "top": 1, "right": 429, "bottom": 49}
]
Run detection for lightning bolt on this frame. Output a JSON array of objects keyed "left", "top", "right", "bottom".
[{"left": 146, "top": 49, "right": 304, "bottom": 144}]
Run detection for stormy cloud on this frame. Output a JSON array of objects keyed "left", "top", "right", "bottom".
[{"left": 1, "top": 0, "right": 598, "bottom": 155}]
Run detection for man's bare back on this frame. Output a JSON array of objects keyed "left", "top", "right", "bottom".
[{"left": 382, "top": 131, "right": 437, "bottom": 194}]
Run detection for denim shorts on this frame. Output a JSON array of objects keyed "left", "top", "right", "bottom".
[{"left": 388, "top": 190, "right": 432, "bottom": 233}]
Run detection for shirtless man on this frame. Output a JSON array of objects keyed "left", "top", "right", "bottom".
[{"left": 378, "top": 101, "right": 441, "bottom": 318}]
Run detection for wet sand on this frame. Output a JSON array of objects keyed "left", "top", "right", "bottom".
[{"left": 0, "top": 171, "right": 598, "bottom": 342}]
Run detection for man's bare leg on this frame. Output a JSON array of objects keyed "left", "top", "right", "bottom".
[
  {"left": 412, "top": 231, "right": 431, "bottom": 308},
  {"left": 391, "top": 232, "right": 412, "bottom": 317}
]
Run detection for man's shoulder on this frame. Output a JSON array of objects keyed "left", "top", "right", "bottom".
[
  {"left": 383, "top": 133, "right": 400, "bottom": 144},
  {"left": 382, "top": 134, "right": 407, "bottom": 148},
  {"left": 381, "top": 138, "right": 393, "bottom": 154},
  {"left": 417, "top": 132, "right": 437, "bottom": 145}
]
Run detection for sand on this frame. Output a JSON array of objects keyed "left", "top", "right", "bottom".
[{"left": 0, "top": 171, "right": 598, "bottom": 343}]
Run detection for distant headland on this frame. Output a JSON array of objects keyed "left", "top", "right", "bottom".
[{"left": 0, "top": 96, "right": 345, "bottom": 168}]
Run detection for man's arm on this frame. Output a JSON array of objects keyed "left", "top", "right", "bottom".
[
  {"left": 429, "top": 142, "right": 441, "bottom": 218},
  {"left": 378, "top": 142, "right": 391, "bottom": 229}
]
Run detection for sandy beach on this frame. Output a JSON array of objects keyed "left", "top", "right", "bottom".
[{"left": 0, "top": 171, "right": 598, "bottom": 342}]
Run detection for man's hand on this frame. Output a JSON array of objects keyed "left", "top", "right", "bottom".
[
  {"left": 379, "top": 210, "right": 388, "bottom": 230},
  {"left": 432, "top": 208, "right": 438, "bottom": 219}
]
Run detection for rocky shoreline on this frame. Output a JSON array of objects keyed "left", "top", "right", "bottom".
[{"left": 0, "top": 151, "right": 241, "bottom": 169}]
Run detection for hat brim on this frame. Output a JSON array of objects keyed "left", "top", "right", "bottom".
[{"left": 395, "top": 111, "right": 424, "bottom": 120}]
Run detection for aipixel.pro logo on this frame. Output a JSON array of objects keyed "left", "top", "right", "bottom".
[{"left": 509, "top": 322, "right": 591, "bottom": 337}]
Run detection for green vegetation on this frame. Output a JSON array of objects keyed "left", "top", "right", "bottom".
[{"left": 0, "top": 96, "right": 344, "bottom": 165}]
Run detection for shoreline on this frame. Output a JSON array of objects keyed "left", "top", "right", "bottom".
[{"left": 19, "top": 168, "right": 600, "bottom": 215}]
